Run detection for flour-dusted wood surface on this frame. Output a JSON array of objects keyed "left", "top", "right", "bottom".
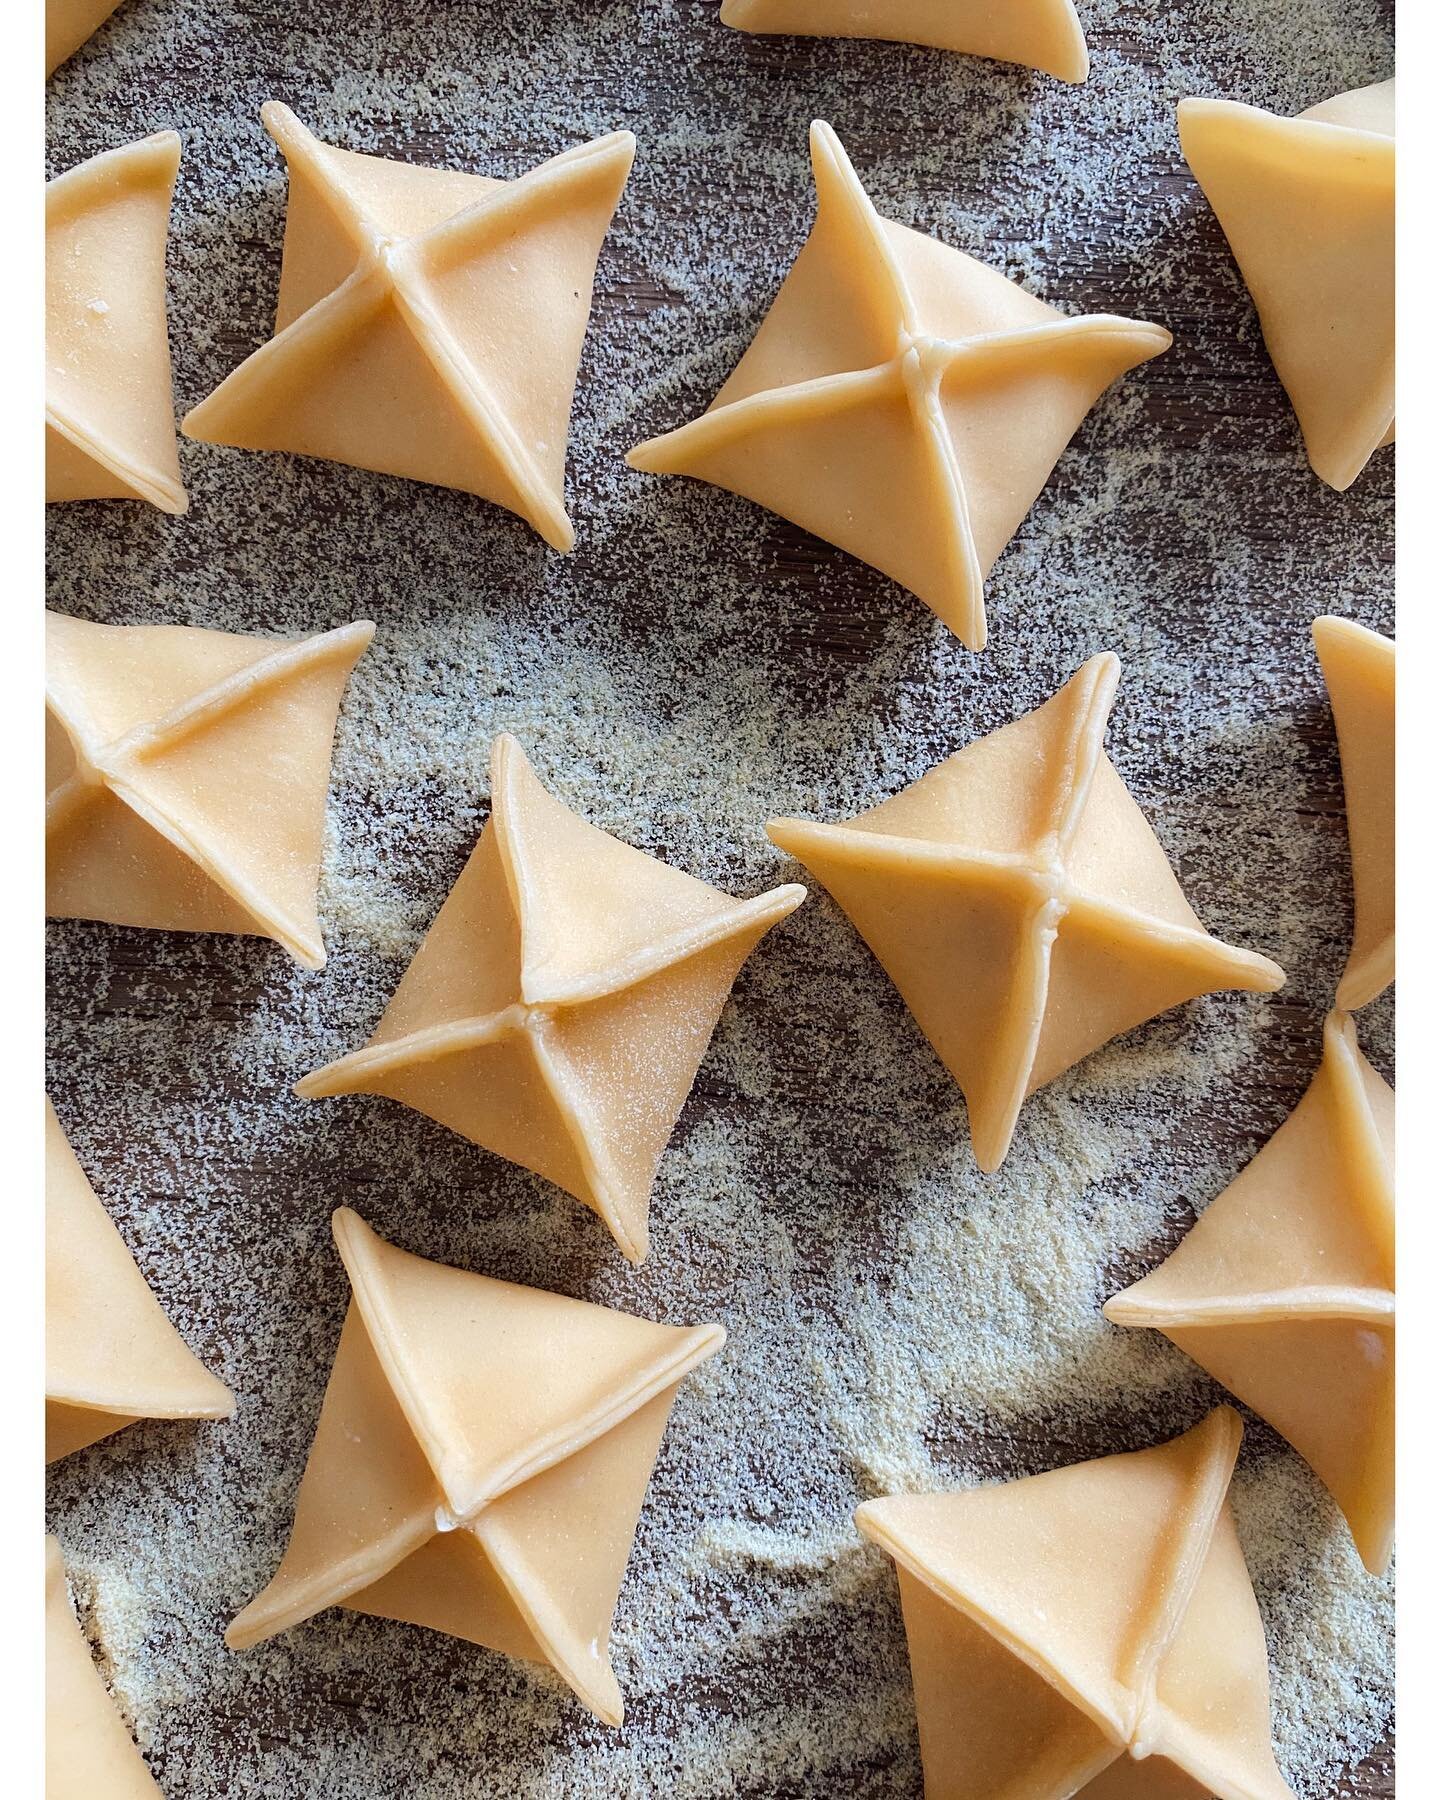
[{"left": 46, "top": 2, "right": 1394, "bottom": 1796}]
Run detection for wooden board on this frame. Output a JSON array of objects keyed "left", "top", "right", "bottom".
[{"left": 45, "top": 1, "right": 1395, "bottom": 1794}]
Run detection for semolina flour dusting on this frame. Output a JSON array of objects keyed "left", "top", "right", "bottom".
[{"left": 46, "top": 1, "right": 1394, "bottom": 1795}]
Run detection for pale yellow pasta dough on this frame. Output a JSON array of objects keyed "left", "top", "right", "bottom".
[
  {"left": 1106, "top": 1011, "right": 1394, "bottom": 1575},
  {"left": 299, "top": 735, "right": 805, "bottom": 1261},
  {"left": 46, "top": 611, "right": 373, "bottom": 969},
  {"left": 47, "top": 132, "right": 186, "bottom": 514},
  {"left": 856, "top": 1408, "right": 1296, "bottom": 1799},
  {"left": 47, "top": 1097, "right": 233, "bottom": 1463},
  {"left": 184, "top": 105, "right": 635, "bottom": 548},
  {"left": 629, "top": 122, "right": 1169, "bottom": 651},
  {"left": 768, "top": 652, "right": 1284, "bottom": 1171},
  {"left": 1179, "top": 81, "right": 1395, "bottom": 491},
  {"left": 47, "top": 1537, "right": 164, "bottom": 1798},
  {"left": 719, "top": 0, "right": 1089, "bottom": 83},
  {"left": 1313, "top": 616, "right": 1395, "bottom": 1010},
  {"left": 45, "top": 0, "right": 125, "bottom": 77},
  {"left": 227, "top": 1209, "right": 725, "bottom": 1726}
]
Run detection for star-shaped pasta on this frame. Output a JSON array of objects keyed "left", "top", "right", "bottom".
[
  {"left": 299, "top": 735, "right": 805, "bottom": 1261},
  {"left": 1107, "top": 1010, "right": 1394, "bottom": 1573},
  {"left": 719, "top": 0, "right": 1089, "bottom": 83},
  {"left": 629, "top": 123, "right": 1169, "bottom": 650},
  {"left": 768, "top": 653, "right": 1284, "bottom": 1170},
  {"left": 47, "top": 132, "right": 186, "bottom": 514},
  {"left": 857, "top": 1408, "right": 1295, "bottom": 1799},
  {"left": 46, "top": 1098, "right": 232, "bottom": 1464},
  {"left": 184, "top": 105, "right": 635, "bottom": 547},
  {"left": 1180, "top": 80, "right": 1394, "bottom": 490},
  {"left": 228, "top": 1209, "right": 725, "bottom": 1726},
  {"left": 46, "top": 611, "right": 373, "bottom": 969}
]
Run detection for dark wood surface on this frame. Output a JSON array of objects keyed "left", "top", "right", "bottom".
[{"left": 45, "top": 1, "right": 1395, "bottom": 1794}]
